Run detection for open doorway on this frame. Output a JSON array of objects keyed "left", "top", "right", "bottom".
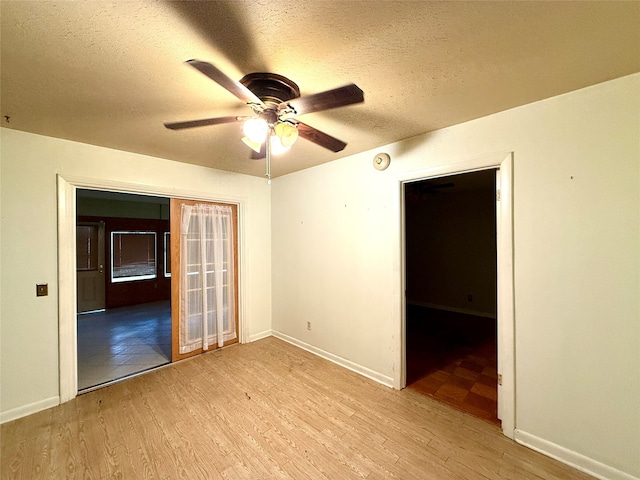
[
  {"left": 404, "top": 169, "right": 499, "bottom": 425},
  {"left": 58, "top": 175, "right": 247, "bottom": 404},
  {"left": 76, "top": 190, "right": 172, "bottom": 391}
]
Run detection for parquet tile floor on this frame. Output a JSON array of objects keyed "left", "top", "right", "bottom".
[{"left": 406, "top": 306, "right": 499, "bottom": 425}]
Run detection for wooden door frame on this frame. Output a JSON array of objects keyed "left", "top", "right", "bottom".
[
  {"left": 57, "top": 175, "right": 248, "bottom": 403},
  {"left": 394, "top": 152, "right": 515, "bottom": 439},
  {"left": 170, "top": 198, "right": 239, "bottom": 362}
]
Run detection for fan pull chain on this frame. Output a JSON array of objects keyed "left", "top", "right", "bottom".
[{"left": 265, "top": 128, "right": 272, "bottom": 184}]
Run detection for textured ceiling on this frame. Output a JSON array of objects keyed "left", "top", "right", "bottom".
[{"left": 1, "top": 1, "right": 639, "bottom": 178}]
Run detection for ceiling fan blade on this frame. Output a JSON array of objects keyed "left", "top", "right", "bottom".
[
  {"left": 186, "top": 59, "right": 265, "bottom": 106},
  {"left": 281, "top": 84, "right": 364, "bottom": 116},
  {"left": 164, "top": 116, "right": 247, "bottom": 130},
  {"left": 297, "top": 122, "right": 347, "bottom": 152}
]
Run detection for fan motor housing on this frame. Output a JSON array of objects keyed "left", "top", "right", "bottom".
[{"left": 240, "top": 72, "right": 300, "bottom": 106}]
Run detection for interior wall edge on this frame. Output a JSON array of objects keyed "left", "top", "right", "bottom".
[
  {"left": 514, "top": 430, "right": 639, "bottom": 480},
  {"left": 0, "top": 396, "right": 59, "bottom": 425},
  {"left": 272, "top": 330, "right": 395, "bottom": 388},
  {"left": 249, "top": 330, "right": 273, "bottom": 343}
]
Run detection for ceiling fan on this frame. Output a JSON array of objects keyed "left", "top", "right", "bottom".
[{"left": 164, "top": 59, "right": 364, "bottom": 181}]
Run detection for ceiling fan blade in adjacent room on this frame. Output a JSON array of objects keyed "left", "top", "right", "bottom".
[
  {"left": 282, "top": 84, "right": 364, "bottom": 116},
  {"left": 164, "top": 116, "right": 246, "bottom": 130},
  {"left": 186, "top": 59, "right": 265, "bottom": 106},
  {"left": 297, "top": 122, "right": 347, "bottom": 152}
]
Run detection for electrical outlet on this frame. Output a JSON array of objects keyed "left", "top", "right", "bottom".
[
  {"left": 467, "top": 294, "right": 473, "bottom": 302},
  {"left": 307, "top": 321, "right": 311, "bottom": 330}
]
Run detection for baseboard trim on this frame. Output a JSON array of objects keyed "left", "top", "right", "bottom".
[
  {"left": 1, "top": 396, "right": 60, "bottom": 424},
  {"left": 406, "top": 300, "right": 496, "bottom": 319},
  {"left": 249, "top": 329, "right": 273, "bottom": 343},
  {"left": 272, "top": 331, "right": 394, "bottom": 388},
  {"left": 514, "top": 430, "right": 639, "bottom": 480}
]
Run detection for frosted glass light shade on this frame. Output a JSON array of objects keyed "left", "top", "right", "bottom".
[
  {"left": 274, "top": 121, "right": 298, "bottom": 147},
  {"left": 270, "top": 135, "right": 290, "bottom": 155},
  {"left": 241, "top": 135, "right": 290, "bottom": 155},
  {"left": 243, "top": 118, "right": 268, "bottom": 143},
  {"left": 241, "top": 136, "right": 263, "bottom": 153}
]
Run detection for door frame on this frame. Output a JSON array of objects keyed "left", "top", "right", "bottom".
[
  {"left": 57, "top": 174, "right": 248, "bottom": 403},
  {"left": 394, "top": 152, "right": 515, "bottom": 438}
]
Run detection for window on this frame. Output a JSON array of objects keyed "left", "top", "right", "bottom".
[
  {"left": 164, "top": 232, "right": 171, "bottom": 278},
  {"left": 111, "top": 231, "right": 157, "bottom": 283}
]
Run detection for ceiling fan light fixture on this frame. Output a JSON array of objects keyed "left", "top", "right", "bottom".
[
  {"left": 243, "top": 118, "right": 269, "bottom": 143},
  {"left": 241, "top": 136, "right": 263, "bottom": 153},
  {"left": 270, "top": 134, "right": 291, "bottom": 155},
  {"left": 274, "top": 121, "right": 299, "bottom": 148},
  {"left": 165, "top": 60, "right": 365, "bottom": 182}
]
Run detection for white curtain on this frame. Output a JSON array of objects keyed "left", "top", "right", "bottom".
[{"left": 180, "top": 204, "right": 236, "bottom": 353}]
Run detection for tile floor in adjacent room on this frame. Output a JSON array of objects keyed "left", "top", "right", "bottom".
[
  {"left": 405, "top": 305, "right": 499, "bottom": 425},
  {"left": 77, "top": 300, "right": 171, "bottom": 392}
]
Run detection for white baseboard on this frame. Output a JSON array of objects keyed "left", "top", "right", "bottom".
[
  {"left": 406, "top": 300, "right": 496, "bottom": 319},
  {"left": 272, "top": 330, "right": 394, "bottom": 388},
  {"left": 1, "top": 396, "right": 60, "bottom": 424},
  {"left": 514, "top": 430, "right": 639, "bottom": 480},
  {"left": 248, "top": 329, "right": 273, "bottom": 343}
]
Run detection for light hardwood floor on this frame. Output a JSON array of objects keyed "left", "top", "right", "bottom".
[{"left": 2, "top": 337, "right": 593, "bottom": 479}]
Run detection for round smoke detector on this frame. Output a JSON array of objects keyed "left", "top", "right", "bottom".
[{"left": 373, "top": 152, "right": 391, "bottom": 171}]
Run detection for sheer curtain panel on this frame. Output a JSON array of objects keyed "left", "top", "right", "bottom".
[{"left": 180, "top": 204, "right": 236, "bottom": 353}]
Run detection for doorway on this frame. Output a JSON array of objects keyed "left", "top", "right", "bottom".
[
  {"left": 404, "top": 169, "right": 498, "bottom": 424},
  {"left": 75, "top": 189, "right": 172, "bottom": 391},
  {"left": 58, "top": 176, "right": 247, "bottom": 404},
  {"left": 397, "top": 153, "right": 514, "bottom": 437}
]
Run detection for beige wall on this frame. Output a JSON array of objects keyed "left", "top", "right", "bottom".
[
  {"left": 0, "top": 130, "right": 272, "bottom": 419},
  {"left": 271, "top": 74, "right": 640, "bottom": 478}
]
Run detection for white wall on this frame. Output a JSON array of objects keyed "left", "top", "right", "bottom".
[
  {"left": 0, "top": 129, "right": 272, "bottom": 419},
  {"left": 272, "top": 74, "right": 640, "bottom": 479}
]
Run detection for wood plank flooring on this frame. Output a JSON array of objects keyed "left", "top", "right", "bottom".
[{"left": 1, "top": 337, "right": 594, "bottom": 479}]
